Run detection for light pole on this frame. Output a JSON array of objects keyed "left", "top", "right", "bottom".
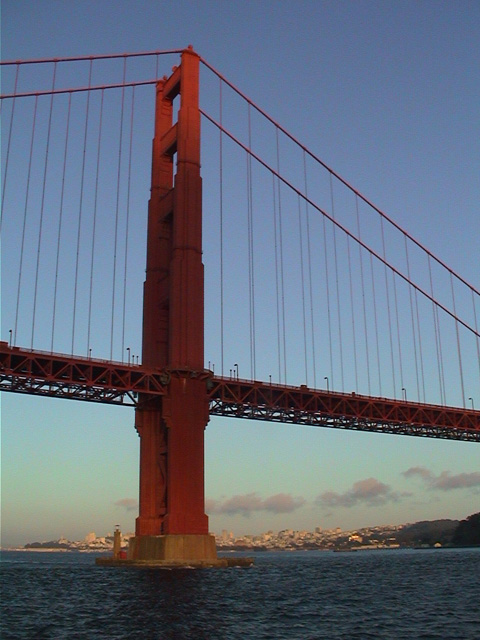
[
  {"left": 234, "top": 363, "right": 239, "bottom": 379},
  {"left": 126, "top": 347, "right": 131, "bottom": 365},
  {"left": 402, "top": 387, "right": 407, "bottom": 401},
  {"left": 469, "top": 397, "right": 474, "bottom": 410},
  {"left": 324, "top": 376, "right": 329, "bottom": 392}
]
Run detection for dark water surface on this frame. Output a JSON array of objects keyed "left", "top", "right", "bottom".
[{"left": 1, "top": 548, "right": 479, "bottom": 639}]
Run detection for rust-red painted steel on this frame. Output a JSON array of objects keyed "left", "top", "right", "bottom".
[
  {"left": 208, "top": 378, "right": 480, "bottom": 442},
  {"left": 0, "top": 342, "right": 168, "bottom": 403},
  {"left": 136, "top": 46, "right": 209, "bottom": 537},
  {"left": 1, "top": 343, "right": 479, "bottom": 441}
]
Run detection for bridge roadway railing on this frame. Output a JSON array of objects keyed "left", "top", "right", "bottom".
[{"left": 1, "top": 343, "right": 479, "bottom": 441}]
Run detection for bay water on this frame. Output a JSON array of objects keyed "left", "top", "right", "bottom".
[{"left": 1, "top": 548, "right": 479, "bottom": 639}]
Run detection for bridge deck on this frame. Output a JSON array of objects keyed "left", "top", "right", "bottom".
[{"left": 1, "top": 343, "right": 479, "bottom": 442}]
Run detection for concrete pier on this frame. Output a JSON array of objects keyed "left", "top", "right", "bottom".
[{"left": 95, "top": 534, "right": 254, "bottom": 568}]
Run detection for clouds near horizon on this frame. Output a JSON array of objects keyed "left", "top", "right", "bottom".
[
  {"left": 114, "top": 498, "right": 138, "bottom": 512},
  {"left": 206, "top": 493, "right": 306, "bottom": 517},
  {"left": 402, "top": 467, "right": 480, "bottom": 492},
  {"left": 315, "top": 477, "right": 410, "bottom": 509}
]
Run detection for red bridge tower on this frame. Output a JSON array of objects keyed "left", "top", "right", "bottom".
[{"left": 128, "top": 47, "right": 216, "bottom": 563}]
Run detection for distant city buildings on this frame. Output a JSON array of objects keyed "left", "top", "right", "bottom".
[{"left": 13, "top": 514, "right": 475, "bottom": 551}]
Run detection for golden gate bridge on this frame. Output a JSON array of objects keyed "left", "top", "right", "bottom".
[{"left": 1, "top": 47, "right": 479, "bottom": 564}]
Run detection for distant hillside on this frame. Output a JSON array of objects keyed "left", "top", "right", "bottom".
[
  {"left": 396, "top": 519, "right": 459, "bottom": 546},
  {"left": 452, "top": 513, "right": 480, "bottom": 546}
]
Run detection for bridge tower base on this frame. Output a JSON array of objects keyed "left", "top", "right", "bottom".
[
  {"left": 96, "top": 534, "right": 253, "bottom": 568},
  {"left": 127, "top": 534, "right": 217, "bottom": 562}
]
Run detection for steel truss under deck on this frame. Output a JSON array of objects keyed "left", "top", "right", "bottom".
[{"left": 1, "top": 343, "right": 479, "bottom": 442}]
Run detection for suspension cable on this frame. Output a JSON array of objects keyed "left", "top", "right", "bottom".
[
  {"left": 303, "top": 150, "right": 317, "bottom": 387},
  {"left": 121, "top": 86, "right": 136, "bottom": 359},
  {"left": 31, "top": 62, "right": 57, "bottom": 348},
  {"left": 14, "top": 96, "right": 38, "bottom": 344},
  {"left": 0, "top": 63, "right": 19, "bottom": 234},
  {"left": 87, "top": 89, "right": 105, "bottom": 355},
  {"left": 51, "top": 92, "right": 72, "bottom": 351},
  {"left": 200, "top": 57, "right": 480, "bottom": 300},
  {"left": 199, "top": 109, "right": 480, "bottom": 341},
  {"left": 110, "top": 57, "right": 127, "bottom": 360}
]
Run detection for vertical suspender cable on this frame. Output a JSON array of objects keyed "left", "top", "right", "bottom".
[
  {"left": 404, "top": 236, "right": 420, "bottom": 400},
  {"left": 329, "top": 172, "right": 344, "bottom": 390},
  {"left": 303, "top": 150, "right": 317, "bottom": 387},
  {"left": 472, "top": 290, "right": 480, "bottom": 397},
  {"left": 1, "top": 63, "right": 20, "bottom": 235},
  {"left": 247, "top": 104, "right": 256, "bottom": 378},
  {"left": 450, "top": 273, "right": 465, "bottom": 407},
  {"left": 428, "top": 255, "right": 445, "bottom": 405},
  {"left": 392, "top": 272, "right": 405, "bottom": 397},
  {"left": 121, "top": 86, "right": 135, "bottom": 359},
  {"left": 72, "top": 60, "right": 93, "bottom": 354},
  {"left": 51, "top": 92, "right": 72, "bottom": 351},
  {"left": 31, "top": 62, "right": 57, "bottom": 348},
  {"left": 272, "top": 171, "right": 282, "bottom": 382},
  {"left": 298, "top": 194, "right": 308, "bottom": 384},
  {"left": 347, "top": 234, "right": 359, "bottom": 392},
  {"left": 110, "top": 57, "right": 127, "bottom": 360},
  {"left": 219, "top": 78, "right": 224, "bottom": 375},
  {"left": 414, "top": 287, "right": 426, "bottom": 402},
  {"left": 322, "top": 207, "right": 334, "bottom": 390},
  {"left": 369, "top": 253, "right": 382, "bottom": 395},
  {"left": 276, "top": 128, "right": 287, "bottom": 384},
  {"left": 355, "top": 195, "right": 371, "bottom": 394},
  {"left": 14, "top": 95, "right": 38, "bottom": 345},
  {"left": 87, "top": 88, "right": 105, "bottom": 355},
  {"left": 381, "top": 216, "right": 396, "bottom": 396}
]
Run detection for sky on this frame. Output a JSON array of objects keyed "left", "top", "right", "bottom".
[{"left": 1, "top": 0, "right": 479, "bottom": 546}]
